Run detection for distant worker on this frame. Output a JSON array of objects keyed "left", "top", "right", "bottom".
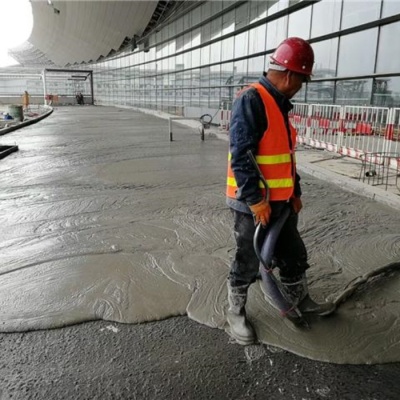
[
  {"left": 226, "top": 37, "right": 334, "bottom": 345},
  {"left": 76, "top": 92, "right": 84, "bottom": 105},
  {"left": 22, "top": 90, "right": 30, "bottom": 110}
]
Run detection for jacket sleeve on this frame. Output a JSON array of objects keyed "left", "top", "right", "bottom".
[{"left": 229, "top": 88, "right": 267, "bottom": 205}]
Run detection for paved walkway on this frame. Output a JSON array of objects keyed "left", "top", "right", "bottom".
[{"left": 0, "top": 106, "right": 399, "bottom": 399}]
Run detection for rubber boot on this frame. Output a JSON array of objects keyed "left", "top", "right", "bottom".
[
  {"left": 281, "top": 274, "right": 335, "bottom": 316},
  {"left": 226, "top": 282, "right": 256, "bottom": 345}
]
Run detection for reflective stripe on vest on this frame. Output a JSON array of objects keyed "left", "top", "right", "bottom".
[{"left": 226, "top": 83, "right": 297, "bottom": 201}]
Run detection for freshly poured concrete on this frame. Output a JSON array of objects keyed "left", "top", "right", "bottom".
[{"left": 0, "top": 107, "right": 399, "bottom": 365}]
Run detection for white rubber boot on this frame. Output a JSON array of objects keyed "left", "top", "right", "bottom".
[{"left": 226, "top": 282, "right": 256, "bottom": 345}]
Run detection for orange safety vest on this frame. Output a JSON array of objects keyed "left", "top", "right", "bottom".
[{"left": 226, "top": 83, "right": 297, "bottom": 202}]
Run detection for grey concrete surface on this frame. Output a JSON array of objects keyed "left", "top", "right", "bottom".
[{"left": 0, "top": 106, "right": 399, "bottom": 399}]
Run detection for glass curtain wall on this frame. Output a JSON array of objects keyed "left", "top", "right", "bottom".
[{"left": 90, "top": 0, "right": 400, "bottom": 113}]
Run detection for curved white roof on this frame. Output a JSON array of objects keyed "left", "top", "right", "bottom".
[{"left": 25, "top": 0, "right": 158, "bottom": 66}]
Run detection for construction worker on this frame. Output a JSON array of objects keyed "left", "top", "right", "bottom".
[
  {"left": 226, "top": 37, "right": 334, "bottom": 345},
  {"left": 22, "top": 90, "right": 30, "bottom": 110}
]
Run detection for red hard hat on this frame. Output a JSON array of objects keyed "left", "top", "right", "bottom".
[{"left": 270, "top": 37, "right": 314, "bottom": 76}]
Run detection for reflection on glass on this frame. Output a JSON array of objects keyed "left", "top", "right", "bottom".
[
  {"left": 341, "top": 0, "right": 381, "bottom": 30},
  {"left": 268, "top": 0, "right": 289, "bottom": 16},
  {"left": 288, "top": 7, "right": 311, "bottom": 39},
  {"left": 311, "top": 0, "right": 342, "bottom": 37},
  {"left": 292, "top": 85, "right": 305, "bottom": 103},
  {"left": 247, "top": 56, "right": 265, "bottom": 79},
  {"left": 266, "top": 16, "right": 288, "bottom": 50},
  {"left": 210, "top": 41, "right": 221, "bottom": 64},
  {"left": 372, "top": 77, "right": 400, "bottom": 107},
  {"left": 337, "top": 29, "right": 378, "bottom": 77},
  {"left": 249, "top": 25, "right": 266, "bottom": 55},
  {"left": 201, "top": 45, "right": 210, "bottom": 65},
  {"left": 235, "top": 3, "right": 249, "bottom": 30},
  {"left": 210, "top": 64, "right": 221, "bottom": 87},
  {"left": 234, "top": 31, "right": 249, "bottom": 59},
  {"left": 382, "top": 0, "right": 400, "bottom": 17},
  {"left": 376, "top": 22, "right": 400, "bottom": 74},
  {"left": 249, "top": 1, "right": 268, "bottom": 23},
  {"left": 306, "top": 81, "right": 335, "bottom": 104},
  {"left": 311, "top": 39, "right": 338, "bottom": 78},
  {"left": 335, "top": 79, "right": 373, "bottom": 106},
  {"left": 221, "top": 37, "right": 234, "bottom": 62}
]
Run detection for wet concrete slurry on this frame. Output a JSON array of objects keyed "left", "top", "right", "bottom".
[{"left": 0, "top": 106, "right": 400, "bottom": 398}]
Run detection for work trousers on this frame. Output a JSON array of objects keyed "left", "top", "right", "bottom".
[{"left": 228, "top": 203, "right": 310, "bottom": 287}]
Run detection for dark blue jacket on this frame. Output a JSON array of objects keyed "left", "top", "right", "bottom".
[{"left": 226, "top": 75, "right": 302, "bottom": 214}]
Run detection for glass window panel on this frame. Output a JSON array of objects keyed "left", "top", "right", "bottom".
[
  {"left": 200, "top": 67, "right": 210, "bottom": 107},
  {"left": 376, "top": 22, "right": 400, "bottom": 74},
  {"left": 210, "top": 64, "right": 221, "bottom": 86},
  {"left": 221, "top": 62, "right": 234, "bottom": 88},
  {"left": 210, "top": 41, "right": 221, "bottom": 64},
  {"left": 235, "top": 3, "right": 249, "bottom": 30},
  {"left": 247, "top": 56, "right": 265, "bottom": 79},
  {"left": 211, "top": 17, "right": 222, "bottom": 40},
  {"left": 382, "top": 0, "right": 400, "bottom": 17},
  {"left": 337, "top": 29, "right": 378, "bottom": 77},
  {"left": 190, "top": 88, "right": 200, "bottom": 107},
  {"left": 201, "top": 66, "right": 210, "bottom": 88},
  {"left": 335, "top": 79, "right": 373, "bottom": 105},
  {"left": 292, "top": 85, "right": 306, "bottom": 102},
  {"left": 183, "top": 51, "right": 192, "bottom": 70},
  {"left": 288, "top": 7, "right": 311, "bottom": 39},
  {"left": 183, "top": 32, "right": 192, "bottom": 51},
  {"left": 192, "top": 69, "right": 201, "bottom": 88},
  {"left": 250, "top": 0, "right": 268, "bottom": 23},
  {"left": 268, "top": 0, "right": 289, "bottom": 16},
  {"left": 372, "top": 76, "right": 400, "bottom": 107},
  {"left": 183, "top": 89, "right": 191, "bottom": 105},
  {"left": 221, "top": 63, "right": 234, "bottom": 107},
  {"left": 341, "top": 0, "right": 381, "bottom": 30},
  {"left": 201, "top": 45, "right": 210, "bottom": 65},
  {"left": 234, "top": 59, "right": 247, "bottom": 85},
  {"left": 312, "top": 38, "right": 338, "bottom": 78},
  {"left": 234, "top": 31, "right": 249, "bottom": 59},
  {"left": 249, "top": 25, "right": 266, "bottom": 55},
  {"left": 168, "top": 22, "right": 176, "bottom": 38},
  {"left": 306, "top": 81, "right": 335, "bottom": 104},
  {"left": 221, "top": 36, "right": 234, "bottom": 62},
  {"left": 169, "top": 56, "right": 176, "bottom": 73},
  {"left": 202, "top": 2, "right": 212, "bottom": 20},
  {"left": 175, "top": 17, "right": 184, "bottom": 35},
  {"left": 162, "top": 27, "right": 169, "bottom": 42},
  {"left": 192, "top": 28, "right": 201, "bottom": 47},
  {"left": 192, "top": 6, "right": 201, "bottom": 26},
  {"left": 266, "top": 16, "right": 288, "bottom": 50},
  {"left": 176, "top": 54, "right": 184, "bottom": 70},
  {"left": 372, "top": 77, "right": 400, "bottom": 107},
  {"left": 222, "top": 9, "right": 235, "bottom": 35},
  {"left": 210, "top": 87, "right": 221, "bottom": 108},
  {"left": 192, "top": 49, "right": 201, "bottom": 68},
  {"left": 212, "top": 1, "right": 223, "bottom": 15},
  {"left": 183, "top": 13, "right": 191, "bottom": 31},
  {"left": 201, "top": 22, "right": 211, "bottom": 44}
]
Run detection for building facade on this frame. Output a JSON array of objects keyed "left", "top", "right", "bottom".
[{"left": 89, "top": 0, "right": 400, "bottom": 117}]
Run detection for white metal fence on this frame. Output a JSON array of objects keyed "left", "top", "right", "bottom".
[
  {"left": 219, "top": 102, "right": 400, "bottom": 166},
  {"left": 289, "top": 103, "right": 400, "bottom": 167}
]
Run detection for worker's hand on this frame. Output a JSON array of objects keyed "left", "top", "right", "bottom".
[
  {"left": 291, "top": 197, "right": 303, "bottom": 214},
  {"left": 249, "top": 200, "right": 271, "bottom": 226}
]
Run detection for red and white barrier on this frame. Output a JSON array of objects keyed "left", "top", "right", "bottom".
[{"left": 219, "top": 109, "right": 232, "bottom": 131}]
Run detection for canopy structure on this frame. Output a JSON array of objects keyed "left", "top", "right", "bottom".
[{"left": 10, "top": 1, "right": 181, "bottom": 67}]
